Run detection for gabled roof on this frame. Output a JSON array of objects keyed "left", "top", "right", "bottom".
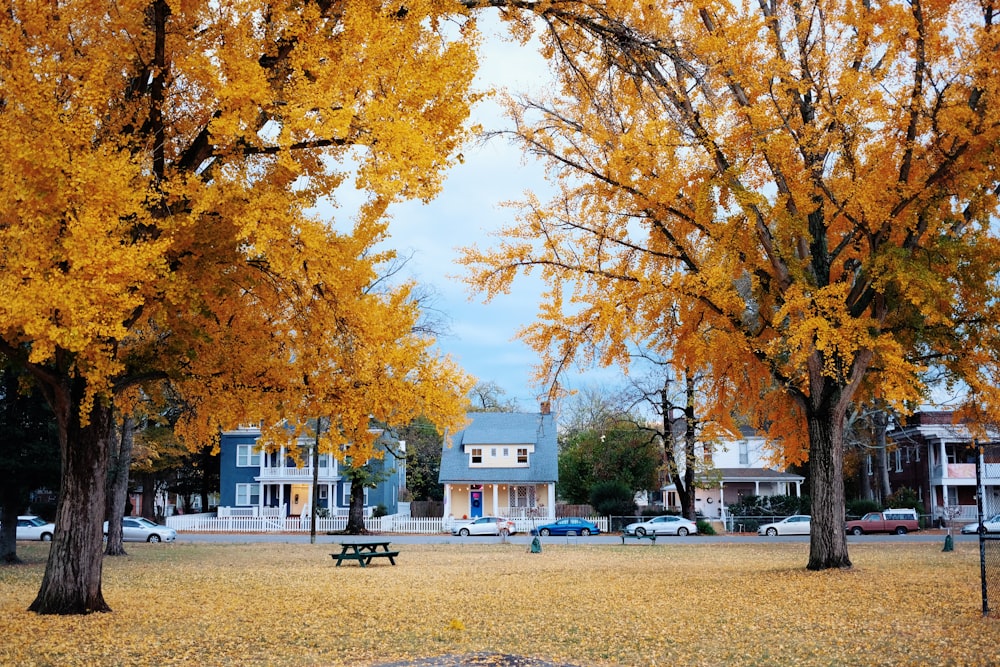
[{"left": 438, "top": 412, "right": 559, "bottom": 484}]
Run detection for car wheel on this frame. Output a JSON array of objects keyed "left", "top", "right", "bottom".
[
  {"left": 635, "top": 527, "right": 647, "bottom": 536},
  {"left": 850, "top": 526, "right": 864, "bottom": 536},
  {"left": 459, "top": 528, "right": 470, "bottom": 537},
  {"left": 766, "top": 527, "right": 778, "bottom": 536},
  {"left": 677, "top": 527, "right": 689, "bottom": 536},
  {"left": 41, "top": 532, "right": 53, "bottom": 542},
  {"left": 540, "top": 528, "right": 550, "bottom": 536},
  {"left": 581, "top": 528, "right": 591, "bottom": 536},
  {"left": 894, "top": 526, "right": 908, "bottom": 535},
  {"left": 148, "top": 534, "right": 161, "bottom": 543}
]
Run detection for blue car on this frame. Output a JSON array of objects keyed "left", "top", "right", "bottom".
[{"left": 531, "top": 517, "right": 601, "bottom": 537}]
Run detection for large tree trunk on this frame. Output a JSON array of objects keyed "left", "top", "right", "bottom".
[
  {"left": 345, "top": 481, "right": 367, "bottom": 534},
  {"left": 1, "top": 486, "right": 23, "bottom": 564},
  {"left": 105, "top": 416, "right": 135, "bottom": 557},
  {"left": 29, "top": 381, "right": 114, "bottom": 614},
  {"left": 806, "top": 391, "right": 852, "bottom": 571}
]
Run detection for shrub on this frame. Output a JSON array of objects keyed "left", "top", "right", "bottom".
[
  {"left": 372, "top": 504, "right": 389, "bottom": 518},
  {"left": 589, "top": 481, "right": 636, "bottom": 516},
  {"left": 886, "top": 487, "right": 925, "bottom": 514},
  {"left": 696, "top": 519, "right": 716, "bottom": 535},
  {"left": 846, "top": 498, "right": 882, "bottom": 518}
]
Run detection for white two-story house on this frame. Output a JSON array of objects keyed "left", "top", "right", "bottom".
[
  {"left": 438, "top": 409, "right": 558, "bottom": 525},
  {"left": 663, "top": 425, "right": 805, "bottom": 519}
]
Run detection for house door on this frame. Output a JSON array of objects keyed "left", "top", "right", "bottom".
[{"left": 469, "top": 490, "right": 483, "bottom": 518}]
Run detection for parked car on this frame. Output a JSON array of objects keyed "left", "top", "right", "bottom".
[
  {"left": 530, "top": 517, "right": 601, "bottom": 537},
  {"left": 845, "top": 509, "right": 920, "bottom": 535},
  {"left": 624, "top": 515, "right": 697, "bottom": 537},
  {"left": 961, "top": 514, "right": 1000, "bottom": 535},
  {"left": 104, "top": 517, "right": 177, "bottom": 542},
  {"left": 12, "top": 515, "right": 55, "bottom": 541},
  {"left": 758, "top": 515, "right": 811, "bottom": 536},
  {"left": 450, "top": 516, "right": 517, "bottom": 537}
]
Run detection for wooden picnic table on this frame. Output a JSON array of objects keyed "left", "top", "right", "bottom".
[{"left": 331, "top": 540, "right": 399, "bottom": 567}]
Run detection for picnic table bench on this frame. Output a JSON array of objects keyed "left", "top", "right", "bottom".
[
  {"left": 621, "top": 532, "right": 657, "bottom": 544},
  {"left": 331, "top": 541, "right": 399, "bottom": 567}
]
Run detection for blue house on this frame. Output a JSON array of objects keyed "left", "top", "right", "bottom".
[
  {"left": 218, "top": 425, "right": 406, "bottom": 517},
  {"left": 438, "top": 408, "right": 558, "bottom": 522}
]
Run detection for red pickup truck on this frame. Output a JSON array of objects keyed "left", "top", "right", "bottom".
[{"left": 845, "top": 509, "right": 920, "bottom": 535}]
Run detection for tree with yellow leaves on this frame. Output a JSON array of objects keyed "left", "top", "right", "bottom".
[
  {"left": 0, "top": 0, "right": 477, "bottom": 614},
  {"left": 462, "top": 0, "right": 1000, "bottom": 569}
]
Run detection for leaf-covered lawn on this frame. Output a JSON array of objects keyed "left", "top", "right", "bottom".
[{"left": 1, "top": 541, "right": 996, "bottom": 666}]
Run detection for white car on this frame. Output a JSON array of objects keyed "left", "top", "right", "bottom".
[
  {"left": 450, "top": 516, "right": 517, "bottom": 537},
  {"left": 758, "top": 515, "right": 812, "bottom": 536},
  {"left": 14, "top": 515, "right": 55, "bottom": 541},
  {"left": 961, "top": 514, "right": 1000, "bottom": 535},
  {"left": 104, "top": 517, "right": 177, "bottom": 542},
  {"left": 624, "top": 515, "right": 698, "bottom": 537}
]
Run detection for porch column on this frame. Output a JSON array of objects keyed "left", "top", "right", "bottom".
[
  {"left": 547, "top": 483, "right": 556, "bottom": 519},
  {"left": 754, "top": 481, "right": 760, "bottom": 495},
  {"left": 278, "top": 484, "right": 285, "bottom": 515},
  {"left": 492, "top": 484, "right": 499, "bottom": 516},
  {"left": 940, "top": 440, "right": 948, "bottom": 478},
  {"left": 443, "top": 483, "right": 451, "bottom": 520},
  {"left": 795, "top": 481, "right": 802, "bottom": 497}
]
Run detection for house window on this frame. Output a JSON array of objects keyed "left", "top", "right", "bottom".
[
  {"left": 704, "top": 444, "right": 713, "bottom": 465},
  {"left": 517, "top": 448, "right": 528, "bottom": 464},
  {"left": 491, "top": 448, "right": 497, "bottom": 458},
  {"left": 318, "top": 454, "right": 330, "bottom": 468},
  {"left": 503, "top": 448, "right": 509, "bottom": 457},
  {"left": 341, "top": 483, "right": 351, "bottom": 506},
  {"left": 895, "top": 449, "right": 902, "bottom": 472},
  {"left": 319, "top": 486, "right": 328, "bottom": 499},
  {"left": 471, "top": 448, "right": 482, "bottom": 464},
  {"left": 946, "top": 486, "right": 959, "bottom": 507},
  {"left": 511, "top": 485, "right": 536, "bottom": 508},
  {"left": 739, "top": 441, "right": 749, "bottom": 465},
  {"left": 236, "top": 444, "right": 261, "bottom": 467},
  {"left": 235, "top": 483, "right": 260, "bottom": 506}
]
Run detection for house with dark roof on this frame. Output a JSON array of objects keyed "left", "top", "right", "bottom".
[
  {"left": 438, "top": 409, "right": 558, "bottom": 523},
  {"left": 663, "top": 425, "right": 804, "bottom": 519}
]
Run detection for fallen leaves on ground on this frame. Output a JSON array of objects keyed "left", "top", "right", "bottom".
[{"left": 1, "top": 541, "right": 997, "bottom": 666}]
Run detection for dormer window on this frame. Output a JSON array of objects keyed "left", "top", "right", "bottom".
[
  {"left": 471, "top": 448, "right": 482, "bottom": 464},
  {"left": 517, "top": 448, "right": 528, "bottom": 464}
]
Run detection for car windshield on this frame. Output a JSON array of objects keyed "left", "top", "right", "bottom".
[
  {"left": 133, "top": 518, "right": 158, "bottom": 527},
  {"left": 26, "top": 517, "right": 47, "bottom": 526}
]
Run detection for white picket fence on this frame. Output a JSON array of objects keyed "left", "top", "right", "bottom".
[
  {"left": 166, "top": 513, "right": 610, "bottom": 534},
  {"left": 167, "top": 512, "right": 447, "bottom": 533}
]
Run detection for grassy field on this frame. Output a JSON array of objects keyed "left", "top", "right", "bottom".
[{"left": 1, "top": 539, "right": 997, "bottom": 666}]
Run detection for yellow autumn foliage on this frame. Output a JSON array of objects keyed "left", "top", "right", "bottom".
[
  {"left": 2, "top": 541, "right": 998, "bottom": 666},
  {"left": 462, "top": 0, "right": 1000, "bottom": 568}
]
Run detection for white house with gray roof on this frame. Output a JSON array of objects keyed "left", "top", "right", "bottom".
[{"left": 438, "top": 410, "right": 559, "bottom": 523}]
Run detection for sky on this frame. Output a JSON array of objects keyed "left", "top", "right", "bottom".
[{"left": 366, "top": 13, "right": 611, "bottom": 412}]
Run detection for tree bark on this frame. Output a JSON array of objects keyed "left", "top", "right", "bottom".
[
  {"left": 28, "top": 381, "right": 114, "bottom": 614},
  {"left": 1, "top": 486, "right": 23, "bottom": 564},
  {"left": 806, "top": 392, "right": 852, "bottom": 570},
  {"left": 105, "top": 416, "right": 135, "bottom": 557},
  {"left": 345, "top": 481, "right": 367, "bottom": 534}
]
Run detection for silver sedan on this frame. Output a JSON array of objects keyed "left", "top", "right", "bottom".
[{"left": 624, "top": 515, "right": 698, "bottom": 536}]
